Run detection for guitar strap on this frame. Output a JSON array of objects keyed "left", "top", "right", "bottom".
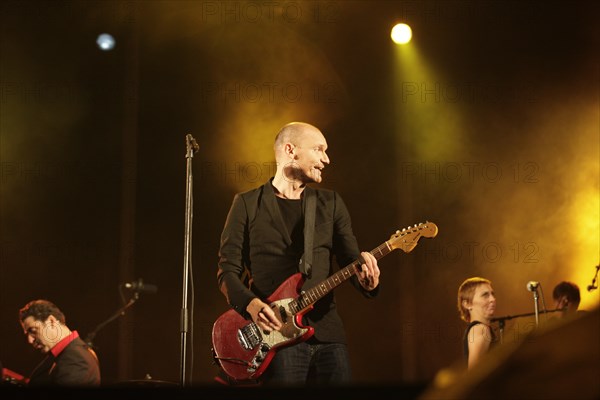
[{"left": 300, "top": 188, "right": 316, "bottom": 278}]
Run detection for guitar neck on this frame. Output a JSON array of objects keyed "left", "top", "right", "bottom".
[{"left": 291, "top": 241, "right": 394, "bottom": 314}]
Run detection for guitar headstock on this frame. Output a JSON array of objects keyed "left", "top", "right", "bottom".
[{"left": 387, "top": 221, "right": 438, "bottom": 253}]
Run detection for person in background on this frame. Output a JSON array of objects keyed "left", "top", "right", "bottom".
[
  {"left": 552, "top": 281, "right": 581, "bottom": 318},
  {"left": 457, "top": 277, "right": 498, "bottom": 370},
  {"left": 19, "top": 299, "right": 100, "bottom": 386}
]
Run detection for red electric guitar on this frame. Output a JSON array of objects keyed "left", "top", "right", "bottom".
[{"left": 211, "top": 222, "right": 438, "bottom": 382}]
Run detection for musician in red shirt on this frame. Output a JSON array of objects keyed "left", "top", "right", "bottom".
[{"left": 19, "top": 299, "right": 100, "bottom": 386}]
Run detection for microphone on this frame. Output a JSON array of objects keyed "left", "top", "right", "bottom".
[
  {"left": 526, "top": 281, "right": 542, "bottom": 328},
  {"left": 186, "top": 134, "right": 199, "bottom": 153},
  {"left": 526, "top": 281, "right": 539, "bottom": 291},
  {"left": 124, "top": 278, "right": 158, "bottom": 294}
]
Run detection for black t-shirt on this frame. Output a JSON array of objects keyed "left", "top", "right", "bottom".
[{"left": 276, "top": 196, "right": 304, "bottom": 258}]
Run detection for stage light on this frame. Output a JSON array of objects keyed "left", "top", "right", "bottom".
[
  {"left": 391, "top": 23, "right": 412, "bottom": 45},
  {"left": 96, "top": 33, "right": 116, "bottom": 51}
]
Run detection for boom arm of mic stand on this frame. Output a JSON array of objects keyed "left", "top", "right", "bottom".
[
  {"left": 490, "top": 307, "right": 567, "bottom": 323},
  {"left": 84, "top": 294, "right": 139, "bottom": 348}
]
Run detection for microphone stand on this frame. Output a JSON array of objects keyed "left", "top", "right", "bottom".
[
  {"left": 532, "top": 287, "right": 540, "bottom": 328},
  {"left": 587, "top": 265, "right": 600, "bottom": 292},
  {"left": 490, "top": 308, "right": 566, "bottom": 344},
  {"left": 180, "top": 134, "right": 199, "bottom": 387},
  {"left": 497, "top": 318, "right": 505, "bottom": 345},
  {"left": 85, "top": 292, "right": 139, "bottom": 349}
]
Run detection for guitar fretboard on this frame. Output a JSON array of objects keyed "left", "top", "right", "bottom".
[{"left": 289, "top": 241, "right": 394, "bottom": 314}]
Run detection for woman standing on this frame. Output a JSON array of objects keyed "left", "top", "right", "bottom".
[{"left": 457, "top": 277, "right": 497, "bottom": 369}]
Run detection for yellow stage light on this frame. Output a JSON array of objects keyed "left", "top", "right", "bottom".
[{"left": 391, "top": 23, "right": 412, "bottom": 45}]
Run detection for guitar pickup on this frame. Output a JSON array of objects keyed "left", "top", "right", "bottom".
[{"left": 279, "top": 305, "right": 287, "bottom": 323}]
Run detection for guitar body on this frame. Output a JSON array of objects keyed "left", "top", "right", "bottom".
[{"left": 212, "top": 273, "right": 314, "bottom": 381}]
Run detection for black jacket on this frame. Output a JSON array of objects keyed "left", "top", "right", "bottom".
[
  {"left": 217, "top": 179, "right": 377, "bottom": 343},
  {"left": 28, "top": 336, "right": 100, "bottom": 386}
]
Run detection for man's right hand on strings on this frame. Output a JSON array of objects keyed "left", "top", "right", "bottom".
[{"left": 247, "top": 298, "right": 283, "bottom": 332}]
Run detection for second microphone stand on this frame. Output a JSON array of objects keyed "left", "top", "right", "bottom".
[{"left": 532, "top": 287, "right": 540, "bottom": 327}]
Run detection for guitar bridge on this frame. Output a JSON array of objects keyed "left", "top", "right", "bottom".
[{"left": 237, "top": 322, "right": 262, "bottom": 350}]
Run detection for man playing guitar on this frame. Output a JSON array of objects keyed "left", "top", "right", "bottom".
[{"left": 215, "top": 122, "right": 380, "bottom": 385}]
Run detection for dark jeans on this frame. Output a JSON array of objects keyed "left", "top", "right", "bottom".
[{"left": 262, "top": 341, "right": 352, "bottom": 386}]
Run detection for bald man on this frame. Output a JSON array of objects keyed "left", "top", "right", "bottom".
[{"left": 216, "top": 122, "right": 380, "bottom": 385}]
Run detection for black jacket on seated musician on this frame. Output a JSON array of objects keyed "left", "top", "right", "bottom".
[
  {"left": 28, "top": 334, "right": 100, "bottom": 387},
  {"left": 217, "top": 179, "right": 378, "bottom": 344}
]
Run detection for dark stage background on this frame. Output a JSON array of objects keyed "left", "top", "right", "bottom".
[{"left": 1, "top": 0, "right": 598, "bottom": 391}]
